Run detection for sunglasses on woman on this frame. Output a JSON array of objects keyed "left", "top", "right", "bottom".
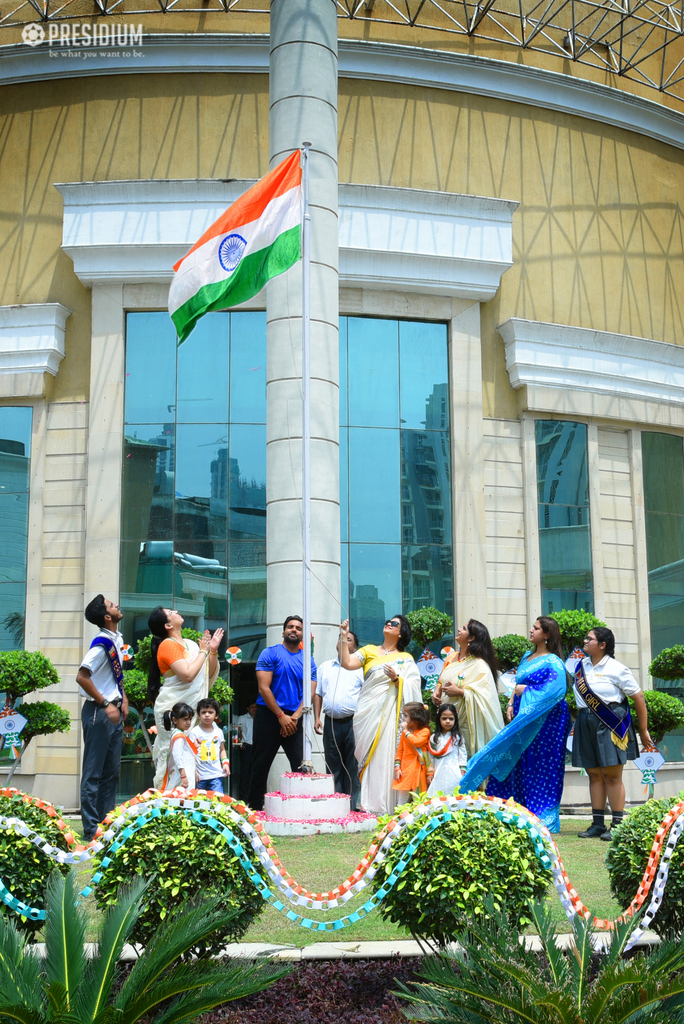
[{"left": 385, "top": 619, "right": 401, "bottom": 628}]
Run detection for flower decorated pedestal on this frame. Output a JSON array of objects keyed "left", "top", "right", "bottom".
[{"left": 259, "top": 772, "right": 377, "bottom": 836}]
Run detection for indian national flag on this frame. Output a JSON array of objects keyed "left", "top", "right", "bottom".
[{"left": 169, "top": 151, "right": 301, "bottom": 343}]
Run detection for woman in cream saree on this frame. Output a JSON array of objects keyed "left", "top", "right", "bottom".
[
  {"left": 339, "top": 614, "right": 422, "bottom": 815},
  {"left": 433, "top": 618, "right": 502, "bottom": 759},
  {"left": 146, "top": 607, "right": 222, "bottom": 790}
]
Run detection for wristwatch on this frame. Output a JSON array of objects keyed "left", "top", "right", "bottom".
[{"left": 99, "top": 698, "right": 110, "bottom": 708}]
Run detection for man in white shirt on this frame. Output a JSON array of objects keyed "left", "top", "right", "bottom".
[
  {"left": 76, "top": 595, "right": 129, "bottom": 840},
  {"left": 236, "top": 701, "right": 257, "bottom": 800},
  {"left": 314, "top": 630, "right": 363, "bottom": 811}
]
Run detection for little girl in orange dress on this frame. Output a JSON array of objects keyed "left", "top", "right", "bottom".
[{"left": 393, "top": 702, "right": 433, "bottom": 797}]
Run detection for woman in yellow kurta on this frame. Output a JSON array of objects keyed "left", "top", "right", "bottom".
[
  {"left": 339, "top": 614, "right": 422, "bottom": 815},
  {"left": 433, "top": 618, "right": 503, "bottom": 759}
]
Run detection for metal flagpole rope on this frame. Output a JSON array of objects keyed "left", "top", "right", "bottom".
[{"left": 300, "top": 141, "right": 313, "bottom": 773}]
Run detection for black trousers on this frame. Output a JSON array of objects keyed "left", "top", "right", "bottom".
[
  {"left": 247, "top": 705, "right": 303, "bottom": 810},
  {"left": 323, "top": 715, "right": 360, "bottom": 811},
  {"left": 80, "top": 701, "right": 123, "bottom": 839},
  {"left": 239, "top": 743, "right": 253, "bottom": 801}
]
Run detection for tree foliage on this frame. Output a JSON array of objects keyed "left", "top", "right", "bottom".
[
  {"left": 492, "top": 634, "right": 532, "bottom": 670},
  {"left": 371, "top": 801, "right": 551, "bottom": 945},
  {"left": 405, "top": 608, "right": 453, "bottom": 649},
  {"left": 650, "top": 645, "right": 684, "bottom": 683},
  {"left": 0, "top": 650, "right": 59, "bottom": 705},
  {"left": 0, "top": 792, "right": 70, "bottom": 935},
  {"left": 607, "top": 796, "right": 684, "bottom": 940},
  {"left": 92, "top": 799, "right": 265, "bottom": 952},
  {"left": 550, "top": 609, "right": 606, "bottom": 658}
]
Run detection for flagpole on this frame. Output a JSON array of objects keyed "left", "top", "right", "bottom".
[{"left": 301, "top": 141, "right": 313, "bottom": 773}]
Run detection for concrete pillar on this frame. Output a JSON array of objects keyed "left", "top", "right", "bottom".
[
  {"left": 266, "top": 0, "right": 340, "bottom": 658},
  {"left": 450, "top": 302, "right": 488, "bottom": 624}
]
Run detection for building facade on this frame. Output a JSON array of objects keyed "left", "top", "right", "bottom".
[{"left": 2, "top": 0, "right": 684, "bottom": 806}]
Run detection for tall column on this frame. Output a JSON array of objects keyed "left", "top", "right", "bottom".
[
  {"left": 266, "top": 0, "right": 340, "bottom": 654},
  {"left": 450, "top": 302, "right": 488, "bottom": 624}
]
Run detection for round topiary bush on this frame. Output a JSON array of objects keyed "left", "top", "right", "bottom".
[
  {"left": 0, "top": 791, "right": 71, "bottom": 935},
  {"left": 492, "top": 634, "right": 531, "bottom": 671},
  {"left": 92, "top": 799, "right": 265, "bottom": 952},
  {"left": 549, "top": 610, "right": 606, "bottom": 658},
  {"left": 371, "top": 806, "right": 551, "bottom": 946},
  {"left": 606, "top": 796, "right": 684, "bottom": 939}
]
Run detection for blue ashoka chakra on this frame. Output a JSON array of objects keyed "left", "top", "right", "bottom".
[{"left": 218, "top": 233, "right": 247, "bottom": 272}]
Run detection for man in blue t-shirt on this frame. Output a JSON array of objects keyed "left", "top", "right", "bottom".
[{"left": 247, "top": 615, "right": 318, "bottom": 810}]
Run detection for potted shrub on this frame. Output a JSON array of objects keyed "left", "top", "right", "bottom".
[{"left": 0, "top": 651, "right": 70, "bottom": 784}]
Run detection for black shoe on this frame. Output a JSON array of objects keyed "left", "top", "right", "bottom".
[
  {"left": 578, "top": 823, "right": 608, "bottom": 838},
  {"left": 600, "top": 829, "right": 613, "bottom": 841}
]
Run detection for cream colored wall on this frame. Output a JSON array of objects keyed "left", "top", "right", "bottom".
[{"left": 483, "top": 418, "right": 528, "bottom": 638}]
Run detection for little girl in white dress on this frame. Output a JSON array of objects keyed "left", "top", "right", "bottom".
[{"left": 427, "top": 704, "right": 468, "bottom": 796}]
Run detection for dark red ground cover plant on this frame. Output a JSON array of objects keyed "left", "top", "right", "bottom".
[{"left": 201, "top": 957, "right": 423, "bottom": 1024}]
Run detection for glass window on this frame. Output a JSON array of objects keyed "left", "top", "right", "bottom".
[
  {"left": 229, "top": 312, "right": 267, "bottom": 424},
  {"left": 121, "top": 312, "right": 265, "bottom": 660},
  {"left": 348, "top": 318, "right": 399, "bottom": 428},
  {"left": 349, "top": 427, "right": 401, "bottom": 544},
  {"left": 642, "top": 432, "right": 684, "bottom": 661},
  {"left": 535, "top": 420, "right": 593, "bottom": 614},
  {"left": 342, "top": 318, "right": 452, "bottom": 644},
  {"left": 399, "top": 321, "right": 449, "bottom": 430},
  {"left": 0, "top": 407, "right": 32, "bottom": 651},
  {"left": 177, "top": 316, "right": 229, "bottom": 423}
]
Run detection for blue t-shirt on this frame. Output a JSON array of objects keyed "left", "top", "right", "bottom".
[{"left": 255, "top": 644, "right": 317, "bottom": 710}]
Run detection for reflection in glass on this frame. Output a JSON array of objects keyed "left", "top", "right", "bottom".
[
  {"left": 348, "top": 318, "right": 399, "bottom": 428},
  {"left": 228, "top": 425, "right": 266, "bottom": 542},
  {"left": 339, "top": 317, "right": 348, "bottom": 427},
  {"left": 401, "top": 430, "right": 451, "bottom": 545},
  {"left": 0, "top": 407, "right": 32, "bottom": 650},
  {"left": 229, "top": 312, "right": 267, "bottom": 424},
  {"left": 124, "top": 313, "right": 176, "bottom": 423},
  {"left": 399, "top": 321, "right": 449, "bottom": 430},
  {"left": 177, "top": 315, "right": 229, "bottom": 423},
  {"left": 349, "top": 428, "right": 400, "bottom": 544},
  {"left": 402, "top": 545, "right": 453, "bottom": 615},
  {"left": 642, "top": 433, "right": 684, "bottom": 664},
  {"left": 535, "top": 420, "right": 593, "bottom": 614},
  {"left": 340, "top": 428, "right": 349, "bottom": 543},
  {"left": 349, "top": 544, "right": 402, "bottom": 646},
  {"left": 122, "top": 425, "right": 175, "bottom": 543},
  {"left": 122, "top": 311, "right": 268, "bottom": 660}
]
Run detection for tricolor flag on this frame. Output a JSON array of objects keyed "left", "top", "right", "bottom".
[{"left": 169, "top": 150, "right": 302, "bottom": 343}]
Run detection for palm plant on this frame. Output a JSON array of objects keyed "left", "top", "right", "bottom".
[
  {"left": 396, "top": 900, "right": 684, "bottom": 1023},
  {"left": 0, "top": 867, "right": 288, "bottom": 1024}
]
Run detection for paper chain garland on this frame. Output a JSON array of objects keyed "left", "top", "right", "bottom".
[{"left": 0, "top": 785, "right": 682, "bottom": 951}]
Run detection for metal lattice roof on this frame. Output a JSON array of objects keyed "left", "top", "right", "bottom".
[{"left": 3, "top": 0, "right": 684, "bottom": 106}]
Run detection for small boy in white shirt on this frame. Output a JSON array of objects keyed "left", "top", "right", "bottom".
[{"left": 190, "top": 697, "right": 230, "bottom": 794}]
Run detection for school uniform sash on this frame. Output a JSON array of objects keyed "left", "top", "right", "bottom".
[
  {"left": 90, "top": 635, "right": 125, "bottom": 702},
  {"left": 574, "top": 661, "right": 630, "bottom": 750}
]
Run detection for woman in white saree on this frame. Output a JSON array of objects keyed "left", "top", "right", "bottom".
[
  {"left": 339, "top": 614, "right": 422, "bottom": 815},
  {"left": 146, "top": 607, "right": 223, "bottom": 790}
]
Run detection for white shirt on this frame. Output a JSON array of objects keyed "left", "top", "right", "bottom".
[
  {"left": 574, "top": 654, "right": 641, "bottom": 710},
  {"left": 79, "top": 628, "right": 124, "bottom": 702},
  {"left": 190, "top": 723, "right": 225, "bottom": 781},
  {"left": 236, "top": 713, "right": 254, "bottom": 745},
  {"left": 315, "top": 659, "right": 364, "bottom": 719}
]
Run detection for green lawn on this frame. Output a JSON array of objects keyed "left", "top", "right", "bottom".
[{"left": 238, "top": 817, "right": 623, "bottom": 946}]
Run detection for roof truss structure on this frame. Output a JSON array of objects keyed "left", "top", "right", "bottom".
[{"left": 3, "top": 0, "right": 684, "bottom": 106}]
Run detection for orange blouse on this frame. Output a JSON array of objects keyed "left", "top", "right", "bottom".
[
  {"left": 392, "top": 726, "right": 431, "bottom": 793},
  {"left": 157, "top": 638, "right": 187, "bottom": 675}
]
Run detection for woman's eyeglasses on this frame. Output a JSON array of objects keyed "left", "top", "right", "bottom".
[{"left": 385, "top": 619, "right": 401, "bottom": 628}]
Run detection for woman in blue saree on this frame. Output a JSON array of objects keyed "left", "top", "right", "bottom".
[{"left": 459, "top": 616, "right": 570, "bottom": 833}]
